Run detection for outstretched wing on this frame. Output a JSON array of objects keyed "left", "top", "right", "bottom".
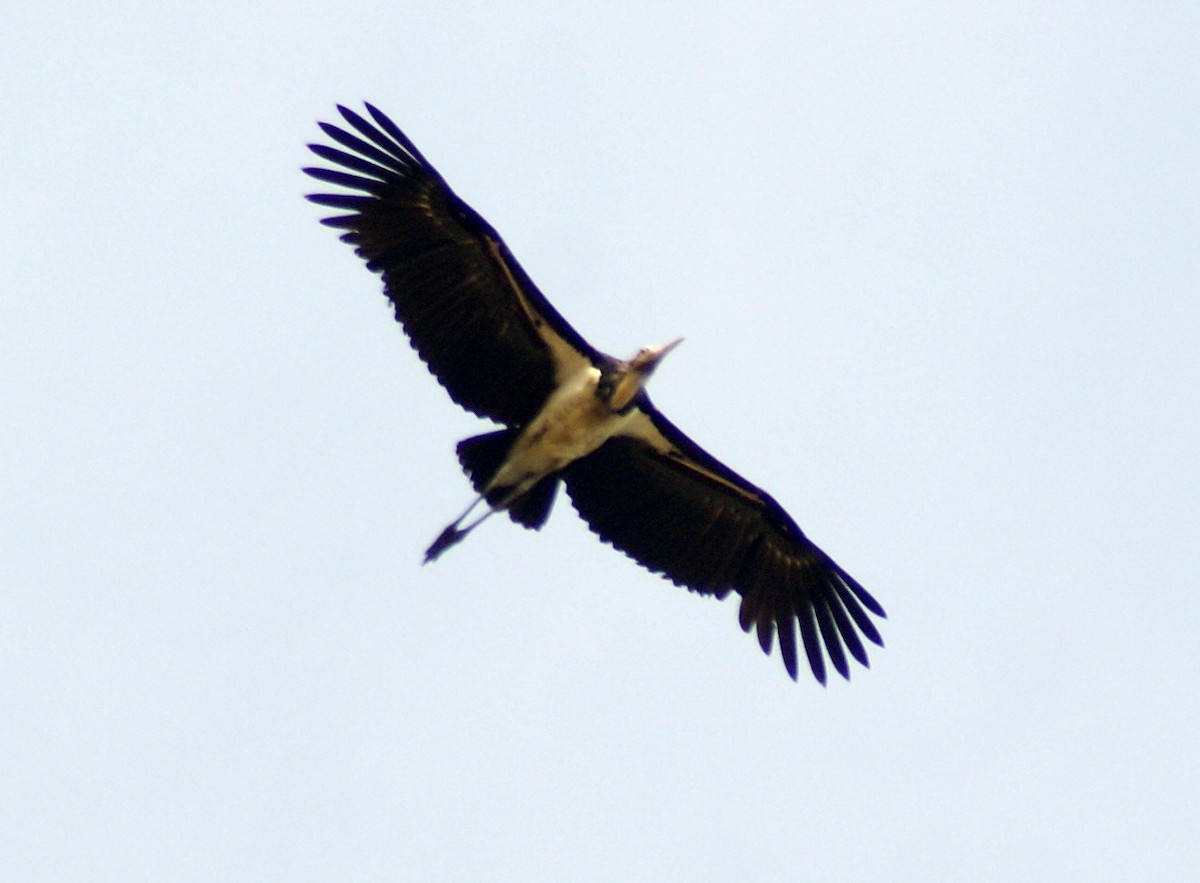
[
  {"left": 563, "top": 402, "right": 886, "bottom": 683},
  {"left": 304, "top": 104, "right": 599, "bottom": 426}
]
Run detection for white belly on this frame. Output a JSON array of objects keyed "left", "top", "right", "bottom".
[{"left": 486, "top": 365, "right": 630, "bottom": 494}]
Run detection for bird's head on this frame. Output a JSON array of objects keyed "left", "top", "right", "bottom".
[{"left": 600, "top": 337, "right": 684, "bottom": 412}]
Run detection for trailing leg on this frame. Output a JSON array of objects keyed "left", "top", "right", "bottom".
[{"left": 423, "top": 496, "right": 494, "bottom": 563}]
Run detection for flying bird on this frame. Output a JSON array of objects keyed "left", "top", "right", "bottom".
[{"left": 304, "top": 104, "right": 885, "bottom": 683}]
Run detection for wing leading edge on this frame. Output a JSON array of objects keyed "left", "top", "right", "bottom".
[
  {"left": 304, "top": 103, "right": 598, "bottom": 426},
  {"left": 564, "top": 404, "right": 886, "bottom": 683}
]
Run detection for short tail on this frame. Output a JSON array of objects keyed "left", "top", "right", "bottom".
[
  {"left": 426, "top": 430, "right": 564, "bottom": 563},
  {"left": 456, "top": 430, "right": 560, "bottom": 529},
  {"left": 456, "top": 429, "right": 517, "bottom": 494}
]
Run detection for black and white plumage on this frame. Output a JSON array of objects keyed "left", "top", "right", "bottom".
[{"left": 304, "top": 103, "right": 886, "bottom": 683}]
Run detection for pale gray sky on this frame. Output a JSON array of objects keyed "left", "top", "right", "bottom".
[{"left": 4, "top": 3, "right": 1198, "bottom": 880}]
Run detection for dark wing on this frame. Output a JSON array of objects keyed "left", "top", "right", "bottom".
[
  {"left": 563, "top": 402, "right": 886, "bottom": 683},
  {"left": 304, "top": 104, "right": 599, "bottom": 426}
]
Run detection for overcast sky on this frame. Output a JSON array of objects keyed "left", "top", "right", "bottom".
[{"left": 4, "top": 3, "right": 1198, "bottom": 880}]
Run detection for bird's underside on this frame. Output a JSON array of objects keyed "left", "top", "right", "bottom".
[{"left": 304, "top": 103, "right": 887, "bottom": 683}]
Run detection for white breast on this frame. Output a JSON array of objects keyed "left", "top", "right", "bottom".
[{"left": 486, "top": 365, "right": 633, "bottom": 494}]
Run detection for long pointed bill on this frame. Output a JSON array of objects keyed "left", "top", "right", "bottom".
[{"left": 631, "top": 336, "right": 684, "bottom": 374}]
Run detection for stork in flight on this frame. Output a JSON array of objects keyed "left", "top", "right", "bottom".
[{"left": 304, "top": 104, "right": 885, "bottom": 683}]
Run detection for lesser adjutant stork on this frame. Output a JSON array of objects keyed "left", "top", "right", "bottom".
[{"left": 304, "top": 104, "right": 886, "bottom": 683}]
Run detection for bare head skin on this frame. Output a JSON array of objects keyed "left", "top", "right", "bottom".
[{"left": 608, "top": 337, "right": 684, "bottom": 411}]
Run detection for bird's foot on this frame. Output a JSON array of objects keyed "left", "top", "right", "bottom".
[{"left": 423, "top": 524, "right": 465, "bottom": 564}]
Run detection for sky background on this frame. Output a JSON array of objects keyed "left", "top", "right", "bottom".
[{"left": 3, "top": 3, "right": 1198, "bottom": 880}]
